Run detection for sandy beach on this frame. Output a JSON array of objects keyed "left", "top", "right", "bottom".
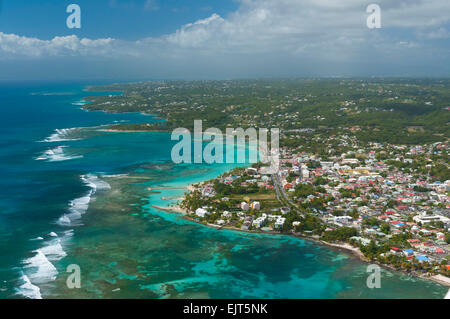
[
  {"left": 318, "top": 241, "right": 366, "bottom": 260},
  {"left": 425, "top": 274, "right": 450, "bottom": 288},
  {"left": 151, "top": 205, "right": 187, "bottom": 214}
]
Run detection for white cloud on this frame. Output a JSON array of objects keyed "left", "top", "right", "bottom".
[
  {"left": 160, "top": 0, "right": 450, "bottom": 54},
  {"left": 0, "top": 0, "right": 449, "bottom": 77},
  {"left": 0, "top": 33, "right": 123, "bottom": 58},
  {"left": 165, "top": 14, "right": 225, "bottom": 48}
]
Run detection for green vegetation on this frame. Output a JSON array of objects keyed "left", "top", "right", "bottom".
[
  {"left": 322, "top": 227, "right": 358, "bottom": 242},
  {"left": 85, "top": 79, "right": 450, "bottom": 146}
]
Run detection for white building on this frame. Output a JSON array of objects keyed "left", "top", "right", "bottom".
[
  {"left": 301, "top": 167, "right": 310, "bottom": 179},
  {"left": 413, "top": 213, "right": 450, "bottom": 225},
  {"left": 222, "top": 211, "right": 232, "bottom": 218},
  {"left": 334, "top": 216, "right": 353, "bottom": 224},
  {"left": 195, "top": 208, "right": 209, "bottom": 218},
  {"left": 253, "top": 216, "right": 266, "bottom": 228},
  {"left": 241, "top": 202, "right": 249, "bottom": 211},
  {"left": 275, "top": 217, "right": 286, "bottom": 229}
]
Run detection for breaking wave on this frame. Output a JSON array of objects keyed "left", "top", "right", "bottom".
[
  {"left": 17, "top": 231, "right": 73, "bottom": 299},
  {"left": 35, "top": 146, "right": 83, "bottom": 162},
  {"left": 17, "top": 275, "right": 42, "bottom": 299},
  {"left": 57, "top": 174, "right": 110, "bottom": 227},
  {"left": 17, "top": 175, "right": 109, "bottom": 299},
  {"left": 41, "top": 128, "right": 83, "bottom": 143}
]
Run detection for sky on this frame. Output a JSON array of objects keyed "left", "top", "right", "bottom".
[{"left": 0, "top": 0, "right": 449, "bottom": 80}]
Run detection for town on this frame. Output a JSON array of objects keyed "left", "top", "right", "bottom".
[
  {"left": 85, "top": 78, "right": 450, "bottom": 285},
  {"left": 180, "top": 136, "right": 450, "bottom": 282}
]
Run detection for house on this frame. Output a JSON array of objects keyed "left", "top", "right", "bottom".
[
  {"left": 252, "top": 216, "right": 266, "bottom": 228},
  {"left": 284, "top": 183, "right": 293, "bottom": 190},
  {"left": 251, "top": 201, "right": 261, "bottom": 211},
  {"left": 350, "top": 236, "right": 371, "bottom": 246},
  {"left": 403, "top": 249, "right": 414, "bottom": 257},
  {"left": 222, "top": 211, "right": 232, "bottom": 218},
  {"left": 274, "top": 217, "right": 286, "bottom": 229},
  {"left": 195, "top": 208, "right": 209, "bottom": 218},
  {"left": 241, "top": 202, "right": 249, "bottom": 211},
  {"left": 416, "top": 256, "right": 429, "bottom": 263},
  {"left": 302, "top": 168, "right": 310, "bottom": 179},
  {"left": 334, "top": 216, "right": 353, "bottom": 224}
]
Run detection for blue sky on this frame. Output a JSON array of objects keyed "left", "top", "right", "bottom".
[
  {"left": 0, "top": 0, "right": 449, "bottom": 80},
  {"left": 0, "top": 0, "right": 238, "bottom": 40}
]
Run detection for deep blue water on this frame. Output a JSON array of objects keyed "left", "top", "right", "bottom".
[{"left": 0, "top": 82, "right": 161, "bottom": 297}]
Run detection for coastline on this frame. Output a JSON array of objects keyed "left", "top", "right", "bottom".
[
  {"left": 98, "top": 129, "right": 169, "bottom": 133},
  {"left": 152, "top": 198, "right": 450, "bottom": 290},
  {"left": 82, "top": 88, "right": 450, "bottom": 295}
]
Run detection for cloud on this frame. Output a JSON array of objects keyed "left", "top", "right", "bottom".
[
  {"left": 417, "top": 27, "right": 450, "bottom": 39},
  {"left": 0, "top": 32, "right": 122, "bottom": 58},
  {"left": 165, "top": 14, "right": 225, "bottom": 48},
  {"left": 161, "top": 0, "right": 450, "bottom": 54},
  {"left": 0, "top": 0, "right": 449, "bottom": 78}
]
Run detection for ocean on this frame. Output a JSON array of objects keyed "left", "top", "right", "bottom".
[{"left": 0, "top": 82, "right": 447, "bottom": 299}]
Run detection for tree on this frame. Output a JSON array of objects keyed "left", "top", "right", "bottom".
[{"left": 445, "top": 233, "right": 450, "bottom": 244}]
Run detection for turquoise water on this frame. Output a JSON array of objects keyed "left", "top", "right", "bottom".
[{"left": 0, "top": 82, "right": 447, "bottom": 299}]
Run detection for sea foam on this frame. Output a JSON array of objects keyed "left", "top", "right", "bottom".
[
  {"left": 82, "top": 174, "right": 111, "bottom": 191},
  {"left": 41, "top": 128, "right": 83, "bottom": 143},
  {"left": 22, "top": 250, "right": 58, "bottom": 284},
  {"left": 39, "top": 240, "right": 67, "bottom": 261},
  {"left": 17, "top": 275, "right": 42, "bottom": 299},
  {"left": 35, "top": 146, "right": 83, "bottom": 162},
  {"left": 43, "top": 127, "right": 85, "bottom": 142},
  {"left": 19, "top": 174, "right": 110, "bottom": 298},
  {"left": 18, "top": 234, "right": 73, "bottom": 299},
  {"left": 57, "top": 174, "right": 110, "bottom": 227}
]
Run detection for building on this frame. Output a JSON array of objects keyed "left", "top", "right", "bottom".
[
  {"left": 413, "top": 213, "right": 450, "bottom": 225},
  {"left": 334, "top": 216, "right": 353, "bottom": 224},
  {"left": 251, "top": 201, "right": 261, "bottom": 211},
  {"left": 403, "top": 249, "right": 414, "bottom": 257},
  {"left": 253, "top": 216, "right": 266, "bottom": 228},
  {"left": 275, "top": 217, "right": 286, "bottom": 229},
  {"left": 195, "top": 208, "right": 209, "bottom": 218},
  {"left": 222, "top": 211, "right": 232, "bottom": 218},
  {"left": 241, "top": 202, "right": 249, "bottom": 211}
]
